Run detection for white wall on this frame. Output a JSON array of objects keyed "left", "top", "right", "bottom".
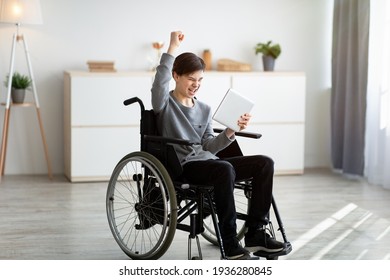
[{"left": 0, "top": 0, "right": 333, "bottom": 175}]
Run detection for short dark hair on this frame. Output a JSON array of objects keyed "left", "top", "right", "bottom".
[{"left": 172, "top": 52, "right": 205, "bottom": 76}]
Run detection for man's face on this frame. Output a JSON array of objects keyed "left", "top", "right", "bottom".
[{"left": 173, "top": 70, "right": 204, "bottom": 99}]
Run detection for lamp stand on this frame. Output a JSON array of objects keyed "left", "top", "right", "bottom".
[{"left": 0, "top": 24, "right": 52, "bottom": 181}]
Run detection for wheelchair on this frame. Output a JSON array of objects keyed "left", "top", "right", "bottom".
[{"left": 106, "top": 97, "right": 292, "bottom": 260}]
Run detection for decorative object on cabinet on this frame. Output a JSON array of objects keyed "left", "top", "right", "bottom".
[
  {"left": 87, "top": 60, "right": 116, "bottom": 72},
  {"left": 255, "top": 41, "right": 281, "bottom": 71},
  {"left": 0, "top": 0, "right": 52, "bottom": 181},
  {"left": 202, "top": 49, "right": 212, "bottom": 70},
  {"left": 150, "top": 41, "right": 164, "bottom": 70},
  {"left": 4, "top": 72, "right": 32, "bottom": 103},
  {"left": 217, "top": 59, "right": 252, "bottom": 72}
]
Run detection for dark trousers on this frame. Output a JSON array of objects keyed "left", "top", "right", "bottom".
[{"left": 182, "top": 155, "right": 274, "bottom": 242}]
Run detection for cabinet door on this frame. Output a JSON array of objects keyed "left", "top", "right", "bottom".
[
  {"left": 71, "top": 76, "right": 152, "bottom": 126},
  {"left": 237, "top": 124, "right": 305, "bottom": 174},
  {"left": 232, "top": 75, "right": 306, "bottom": 123},
  {"left": 70, "top": 126, "right": 140, "bottom": 181}
]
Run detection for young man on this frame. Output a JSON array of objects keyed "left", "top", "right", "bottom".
[{"left": 151, "top": 31, "right": 284, "bottom": 259}]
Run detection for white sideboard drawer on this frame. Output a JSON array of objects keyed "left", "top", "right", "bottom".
[
  {"left": 68, "top": 126, "right": 140, "bottom": 181},
  {"left": 232, "top": 75, "right": 306, "bottom": 123},
  {"left": 237, "top": 124, "right": 305, "bottom": 174},
  {"left": 71, "top": 76, "right": 152, "bottom": 126}
]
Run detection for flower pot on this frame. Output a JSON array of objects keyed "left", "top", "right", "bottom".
[
  {"left": 11, "top": 88, "right": 26, "bottom": 104},
  {"left": 262, "top": 55, "right": 275, "bottom": 71}
]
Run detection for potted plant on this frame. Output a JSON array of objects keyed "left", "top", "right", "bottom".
[
  {"left": 255, "top": 41, "right": 281, "bottom": 71},
  {"left": 4, "top": 72, "right": 32, "bottom": 103}
]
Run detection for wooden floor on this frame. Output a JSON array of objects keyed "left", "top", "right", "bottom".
[{"left": 1, "top": 168, "right": 390, "bottom": 260}]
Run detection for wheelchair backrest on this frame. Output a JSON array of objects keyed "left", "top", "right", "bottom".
[
  {"left": 141, "top": 109, "right": 183, "bottom": 179},
  {"left": 140, "top": 109, "right": 157, "bottom": 151}
]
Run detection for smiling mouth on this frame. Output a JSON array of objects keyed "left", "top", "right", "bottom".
[{"left": 189, "top": 88, "right": 197, "bottom": 95}]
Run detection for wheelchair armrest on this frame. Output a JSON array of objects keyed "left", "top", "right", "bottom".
[
  {"left": 213, "top": 128, "right": 262, "bottom": 139},
  {"left": 144, "top": 135, "right": 195, "bottom": 146}
]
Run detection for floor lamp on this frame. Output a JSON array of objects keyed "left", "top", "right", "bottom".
[{"left": 0, "top": 0, "right": 52, "bottom": 180}]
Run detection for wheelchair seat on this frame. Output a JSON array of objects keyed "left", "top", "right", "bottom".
[{"left": 106, "top": 97, "right": 292, "bottom": 260}]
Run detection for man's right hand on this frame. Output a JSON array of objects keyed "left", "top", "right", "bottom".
[{"left": 167, "top": 31, "right": 184, "bottom": 55}]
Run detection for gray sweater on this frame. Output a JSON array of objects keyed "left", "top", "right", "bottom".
[{"left": 151, "top": 53, "right": 234, "bottom": 166}]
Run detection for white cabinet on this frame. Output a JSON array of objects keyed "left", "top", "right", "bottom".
[{"left": 64, "top": 71, "right": 305, "bottom": 182}]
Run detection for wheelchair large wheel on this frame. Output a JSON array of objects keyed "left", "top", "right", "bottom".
[
  {"left": 201, "top": 184, "right": 251, "bottom": 246},
  {"left": 106, "top": 151, "right": 178, "bottom": 260}
]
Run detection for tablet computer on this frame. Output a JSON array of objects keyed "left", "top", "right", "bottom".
[{"left": 212, "top": 88, "right": 254, "bottom": 132}]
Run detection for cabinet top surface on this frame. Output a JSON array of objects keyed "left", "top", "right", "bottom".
[{"left": 64, "top": 70, "right": 306, "bottom": 77}]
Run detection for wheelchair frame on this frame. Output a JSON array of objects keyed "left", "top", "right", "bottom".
[{"left": 106, "top": 97, "right": 292, "bottom": 260}]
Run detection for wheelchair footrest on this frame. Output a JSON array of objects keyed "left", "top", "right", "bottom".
[
  {"left": 253, "top": 242, "right": 292, "bottom": 259},
  {"left": 222, "top": 254, "right": 260, "bottom": 260}
]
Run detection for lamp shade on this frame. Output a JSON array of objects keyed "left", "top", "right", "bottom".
[{"left": 0, "top": 0, "right": 42, "bottom": 24}]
